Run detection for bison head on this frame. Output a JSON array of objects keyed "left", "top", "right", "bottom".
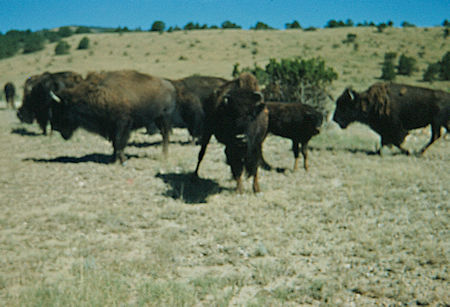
[
  {"left": 333, "top": 88, "right": 360, "bottom": 129},
  {"left": 49, "top": 91, "right": 77, "bottom": 140}
]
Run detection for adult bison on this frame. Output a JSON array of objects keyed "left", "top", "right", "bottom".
[
  {"left": 333, "top": 82, "right": 450, "bottom": 155},
  {"left": 49, "top": 70, "right": 176, "bottom": 164},
  {"left": 194, "top": 73, "right": 267, "bottom": 193},
  {"left": 194, "top": 88, "right": 268, "bottom": 193},
  {"left": 17, "top": 71, "right": 83, "bottom": 135},
  {"left": 169, "top": 75, "right": 228, "bottom": 140},
  {"left": 262, "top": 102, "right": 323, "bottom": 171},
  {"left": 4, "top": 82, "right": 15, "bottom": 109}
]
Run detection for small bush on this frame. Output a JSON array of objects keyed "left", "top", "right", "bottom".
[
  {"left": 77, "top": 37, "right": 90, "bottom": 50},
  {"left": 343, "top": 33, "right": 357, "bottom": 44},
  {"left": 397, "top": 54, "right": 417, "bottom": 76},
  {"left": 55, "top": 41, "right": 71, "bottom": 55},
  {"left": 439, "top": 51, "right": 450, "bottom": 80},
  {"left": 151, "top": 21, "right": 165, "bottom": 33},
  {"left": 285, "top": 21, "right": 301, "bottom": 29},
  {"left": 58, "top": 26, "right": 73, "bottom": 38},
  {"left": 233, "top": 57, "right": 338, "bottom": 116},
  {"left": 22, "top": 33, "right": 45, "bottom": 54},
  {"left": 380, "top": 53, "right": 397, "bottom": 81},
  {"left": 422, "top": 52, "right": 450, "bottom": 82},
  {"left": 252, "top": 22, "right": 273, "bottom": 30},
  {"left": 423, "top": 63, "right": 440, "bottom": 82}
]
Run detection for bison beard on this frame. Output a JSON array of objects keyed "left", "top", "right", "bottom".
[
  {"left": 333, "top": 82, "right": 450, "bottom": 155},
  {"left": 49, "top": 70, "right": 176, "bottom": 164}
]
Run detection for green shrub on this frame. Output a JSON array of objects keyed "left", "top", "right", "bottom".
[
  {"left": 397, "top": 54, "right": 417, "bottom": 76},
  {"left": 381, "top": 61, "right": 396, "bottom": 81},
  {"left": 58, "top": 26, "right": 73, "bottom": 38},
  {"left": 422, "top": 52, "right": 450, "bottom": 82},
  {"left": 233, "top": 57, "right": 338, "bottom": 116},
  {"left": 439, "top": 52, "right": 450, "bottom": 80},
  {"left": 22, "top": 33, "right": 45, "bottom": 54},
  {"left": 55, "top": 41, "right": 71, "bottom": 55},
  {"left": 221, "top": 21, "right": 241, "bottom": 29},
  {"left": 285, "top": 20, "right": 301, "bottom": 29},
  {"left": 75, "top": 26, "right": 91, "bottom": 34},
  {"left": 423, "top": 63, "right": 440, "bottom": 82},
  {"left": 151, "top": 21, "right": 165, "bottom": 33},
  {"left": 252, "top": 22, "right": 273, "bottom": 30},
  {"left": 77, "top": 37, "right": 90, "bottom": 50}
]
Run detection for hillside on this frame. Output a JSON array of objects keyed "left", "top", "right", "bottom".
[{"left": 1, "top": 27, "right": 449, "bottom": 100}]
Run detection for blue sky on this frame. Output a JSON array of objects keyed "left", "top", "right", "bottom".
[{"left": 0, "top": 0, "right": 448, "bottom": 33}]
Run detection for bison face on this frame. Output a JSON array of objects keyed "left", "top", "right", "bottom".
[
  {"left": 17, "top": 103, "right": 34, "bottom": 124},
  {"left": 333, "top": 88, "right": 360, "bottom": 129}
]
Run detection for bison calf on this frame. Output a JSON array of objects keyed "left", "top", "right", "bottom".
[
  {"left": 194, "top": 88, "right": 268, "bottom": 193},
  {"left": 262, "top": 102, "right": 323, "bottom": 171},
  {"left": 333, "top": 82, "right": 450, "bottom": 155},
  {"left": 49, "top": 70, "right": 176, "bottom": 164}
]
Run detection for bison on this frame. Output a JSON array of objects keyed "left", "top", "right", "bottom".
[
  {"left": 169, "top": 75, "right": 228, "bottom": 140},
  {"left": 49, "top": 70, "right": 176, "bottom": 163},
  {"left": 262, "top": 102, "right": 323, "bottom": 171},
  {"left": 333, "top": 82, "right": 450, "bottom": 155},
  {"left": 194, "top": 88, "right": 268, "bottom": 193},
  {"left": 4, "top": 82, "right": 15, "bottom": 109},
  {"left": 17, "top": 71, "right": 83, "bottom": 135}
]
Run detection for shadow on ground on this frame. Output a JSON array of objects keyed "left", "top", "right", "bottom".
[
  {"left": 156, "top": 172, "right": 228, "bottom": 204},
  {"left": 11, "top": 128, "right": 42, "bottom": 137},
  {"left": 24, "top": 153, "right": 139, "bottom": 164}
]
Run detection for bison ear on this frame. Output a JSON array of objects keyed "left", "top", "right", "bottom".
[{"left": 49, "top": 90, "right": 62, "bottom": 103}]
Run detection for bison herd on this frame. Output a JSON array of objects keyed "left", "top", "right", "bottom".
[{"left": 3, "top": 69, "right": 449, "bottom": 193}]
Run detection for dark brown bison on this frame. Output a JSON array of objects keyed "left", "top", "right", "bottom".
[
  {"left": 195, "top": 73, "right": 261, "bottom": 173},
  {"left": 169, "top": 75, "right": 228, "bottom": 139},
  {"left": 49, "top": 70, "right": 176, "bottom": 163},
  {"left": 17, "top": 71, "right": 83, "bottom": 135},
  {"left": 262, "top": 102, "right": 323, "bottom": 171},
  {"left": 4, "top": 82, "right": 15, "bottom": 109},
  {"left": 333, "top": 82, "right": 450, "bottom": 155},
  {"left": 195, "top": 88, "right": 268, "bottom": 193}
]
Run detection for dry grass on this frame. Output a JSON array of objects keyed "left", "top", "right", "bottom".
[{"left": 0, "top": 27, "right": 449, "bottom": 306}]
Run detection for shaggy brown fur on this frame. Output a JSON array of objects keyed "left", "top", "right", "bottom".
[
  {"left": 49, "top": 70, "right": 176, "bottom": 163},
  {"left": 333, "top": 82, "right": 450, "bottom": 155}
]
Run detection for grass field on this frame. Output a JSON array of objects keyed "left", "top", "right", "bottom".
[{"left": 0, "top": 27, "right": 449, "bottom": 306}]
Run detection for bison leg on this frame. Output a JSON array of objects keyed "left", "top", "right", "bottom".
[
  {"left": 300, "top": 142, "right": 309, "bottom": 171},
  {"left": 420, "top": 124, "right": 442, "bottom": 155},
  {"left": 292, "top": 141, "right": 300, "bottom": 171},
  {"left": 194, "top": 132, "right": 212, "bottom": 177},
  {"left": 155, "top": 117, "right": 171, "bottom": 158},
  {"left": 112, "top": 122, "right": 132, "bottom": 164},
  {"left": 225, "top": 146, "right": 245, "bottom": 194}
]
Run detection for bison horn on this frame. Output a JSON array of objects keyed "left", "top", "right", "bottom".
[{"left": 49, "top": 90, "right": 62, "bottom": 103}]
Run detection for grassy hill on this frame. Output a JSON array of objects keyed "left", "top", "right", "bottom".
[
  {"left": 1, "top": 27, "right": 449, "bottom": 98},
  {"left": 0, "top": 27, "right": 449, "bottom": 306}
]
